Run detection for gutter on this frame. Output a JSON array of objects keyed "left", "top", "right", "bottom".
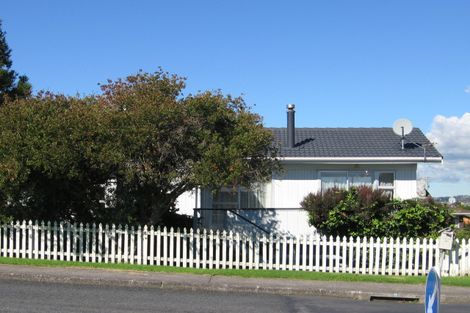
[{"left": 278, "top": 157, "right": 443, "bottom": 164}]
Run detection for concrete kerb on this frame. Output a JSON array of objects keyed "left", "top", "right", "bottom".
[{"left": 0, "top": 265, "right": 468, "bottom": 304}]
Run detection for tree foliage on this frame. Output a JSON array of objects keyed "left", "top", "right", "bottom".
[
  {"left": 0, "top": 70, "right": 278, "bottom": 225},
  {"left": 0, "top": 20, "right": 32, "bottom": 104},
  {"left": 301, "top": 186, "right": 453, "bottom": 238}
]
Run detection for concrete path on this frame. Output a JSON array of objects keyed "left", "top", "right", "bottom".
[{"left": 0, "top": 264, "right": 468, "bottom": 304}]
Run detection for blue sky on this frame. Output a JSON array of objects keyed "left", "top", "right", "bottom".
[{"left": 2, "top": 0, "right": 470, "bottom": 196}]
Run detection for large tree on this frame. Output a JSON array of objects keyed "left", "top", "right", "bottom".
[
  {"left": 99, "top": 71, "right": 279, "bottom": 225},
  {"left": 0, "top": 70, "right": 278, "bottom": 225},
  {"left": 0, "top": 20, "right": 32, "bottom": 104}
]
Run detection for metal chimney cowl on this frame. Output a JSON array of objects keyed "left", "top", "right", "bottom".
[{"left": 287, "top": 104, "right": 295, "bottom": 148}]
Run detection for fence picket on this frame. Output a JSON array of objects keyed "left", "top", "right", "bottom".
[
  {"left": 0, "top": 220, "right": 469, "bottom": 277},
  {"left": 213, "top": 230, "right": 218, "bottom": 269},
  {"left": 182, "top": 228, "right": 187, "bottom": 268},
  {"left": 149, "top": 225, "right": 155, "bottom": 266},
  {"left": 21, "top": 220, "right": 26, "bottom": 259},
  {"left": 368, "top": 237, "right": 374, "bottom": 275},
  {"left": 116, "top": 224, "right": 122, "bottom": 263},
  {"left": 229, "top": 231, "right": 234, "bottom": 269},
  {"left": 208, "top": 229, "right": 214, "bottom": 269},
  {"left": 156, "top": 227, "right": 161, "bottom": 266},
  {"left": 163, "top": 227, "right": 168, "bottom": 266},
  {"left": 222, "top": 230, "right": 227, "bottom": 269},
  {"left": 235, "top": 232, "right": 241, "bottom": 269}
]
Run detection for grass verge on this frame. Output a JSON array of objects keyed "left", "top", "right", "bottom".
[{"left": 0, "top": 257, "right": 469, "bottom": 287}]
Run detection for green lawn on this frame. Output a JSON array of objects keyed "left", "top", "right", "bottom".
[{"left": 0, "top": 257, "right": 469, "bottom": 287}]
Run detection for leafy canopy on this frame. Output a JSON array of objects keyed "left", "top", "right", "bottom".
[{"left": 0, "top": 70, "right": 278, "bottom": 225}]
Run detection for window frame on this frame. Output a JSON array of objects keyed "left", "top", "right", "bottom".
[
  {"left": 320, "top": 170, "right": 385, "bottom": 193},
  {"left": 374, "top": 171, "right": 396, "bottom": 198}
]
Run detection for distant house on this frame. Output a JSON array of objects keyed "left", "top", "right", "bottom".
[{"left": 177, "top": 105, "right": 443, "bottom": 236}]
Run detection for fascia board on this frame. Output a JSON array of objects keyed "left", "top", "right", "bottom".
[{"left": 278, "top": 156, "right": 443, "bottom": 164}]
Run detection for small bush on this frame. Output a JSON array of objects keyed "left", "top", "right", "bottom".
[
  {"left": 455, "top": 227, "right": 470, "bottom": 240},
  {"left": 301, "top": 186, "right": 453, "bottom": 238}
]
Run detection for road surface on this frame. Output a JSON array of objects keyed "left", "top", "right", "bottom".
[{"left": 0, "top": 278, "right": 466, "bottom": 313}]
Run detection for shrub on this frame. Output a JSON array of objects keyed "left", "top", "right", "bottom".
[
  {"left": 455, "top": 227, "right": 470, "bottom": 240},
  {"left": 301, "top": 186, "right": 453, "bottom": 238}
]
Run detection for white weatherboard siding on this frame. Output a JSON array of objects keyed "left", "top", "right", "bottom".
[
  {"left": 175, "top": 189, "right": 198, "bottom": 216},
  {"left": 394, "top": 164, "right": 417, "bottom": 200},
  {"left": 175, "top": 163, "right": 420, "bottom": 235},
  {"left": 271, "top": 166, "right": 319, "bottom": 235}
]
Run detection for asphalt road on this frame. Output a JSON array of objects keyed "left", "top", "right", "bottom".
[{"left": 0, "top": 278, "right": 466, "bottom": 313}]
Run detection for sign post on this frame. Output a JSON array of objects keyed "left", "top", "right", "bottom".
[
  {"left": 425, "top": 228, "right": 454, "bottom": 313},
  {"left": 425, "top": 267, "right": 440, "bottom": 313}
]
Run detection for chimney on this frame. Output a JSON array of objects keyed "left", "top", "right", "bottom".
[{"left": 287, "top": 104, "right": 295, "bottom": 148}]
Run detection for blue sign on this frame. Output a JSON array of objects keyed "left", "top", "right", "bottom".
[{"left": 425, "top": 267, "right": 440, "bottom": 313}]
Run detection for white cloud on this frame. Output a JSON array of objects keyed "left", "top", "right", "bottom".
[
  {"left": 466, "top": 86, "right": 470, "bottom": 93},
  {"left": 419, "top": 113, "right": 470, "bottom": 184}
]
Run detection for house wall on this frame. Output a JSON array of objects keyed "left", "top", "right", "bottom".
[
  {"left": 176, "top": 163, "right": 418, "bottom": 236},
  {"left": 269, "top": 163, "right": 417, "bottom": 235},
  {"left": 175, "top": 189, "right": 198, "bottom": 216}
]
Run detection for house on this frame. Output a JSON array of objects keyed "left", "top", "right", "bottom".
[{"left": 176, "top": 105, "right": 443, "bottom": 236}]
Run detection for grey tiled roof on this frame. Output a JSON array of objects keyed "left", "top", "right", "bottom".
[{"left": 269, "top": 128, "right": 442, "bottom": 159}]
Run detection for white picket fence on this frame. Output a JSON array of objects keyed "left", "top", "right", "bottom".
[{"left": 0, "top": 220, "right": 469, "bottom": 276}]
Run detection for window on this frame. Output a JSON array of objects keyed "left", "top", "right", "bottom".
[
  {"left": 211, "top": 185, "right": 266, "bottom": 228},
  {"left": 320, "top": 172, "right": 348, "bottom": 191},
  {"left": 376, "top": 172, "right": 395, "bottom": 198},
  {"left": 211, "top": 188, "right": 237, "bottom": 228},
  {"left": 320, "top": 170, "right": 373, "bottom": 193}
]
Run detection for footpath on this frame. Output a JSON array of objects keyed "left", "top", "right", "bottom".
[{"left": 0, "top": 264, "right": 469, "bottom": 304}]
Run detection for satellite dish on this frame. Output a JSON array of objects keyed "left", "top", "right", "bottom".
[{"left": 393, "top": 118, "right": 413, "bottom": 137}]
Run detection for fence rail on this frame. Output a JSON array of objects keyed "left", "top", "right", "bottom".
[{"left": 0, "top": 220, "right": 469, "bottom": 276}]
